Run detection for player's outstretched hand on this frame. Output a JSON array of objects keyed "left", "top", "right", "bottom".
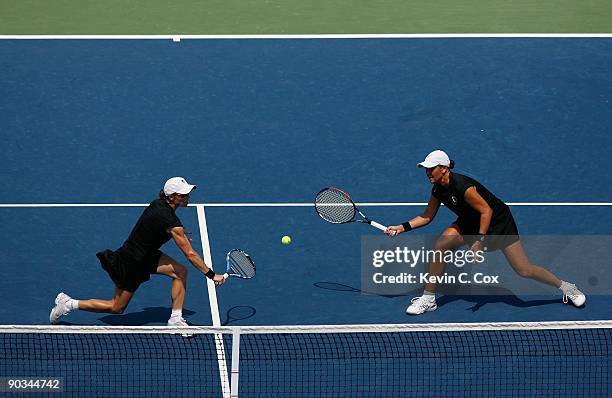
[
  {"left": 385, "top": 226, "right": 403, "bottom": 237},
  {"left": 214, "top": 274, "right": 226, "bottom": 286}
]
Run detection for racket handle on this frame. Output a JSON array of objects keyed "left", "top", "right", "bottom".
[
  {"left": 223, "top": 273, "right": 229, "bottom": 279},
  {"left": 369, "top": 221, "right": 388, "bottom": 232}
]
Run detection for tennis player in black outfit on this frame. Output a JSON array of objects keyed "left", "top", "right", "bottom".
[
  {"left": 385, "top": 150, "right": 585, "bottom": 315},
  {"left": 50, "top": 177, "right": 226, "bottom": 326}
]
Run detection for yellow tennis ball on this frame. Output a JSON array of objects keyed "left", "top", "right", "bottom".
[{"left": 281, "top": 235, "right": 292, "bottom": 245}]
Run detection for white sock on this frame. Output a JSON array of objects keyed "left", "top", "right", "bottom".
[
  {"left": 171, "top": 309, "right": 182, "bottom": 318},
  {"left": 559, "top": 281, "right": 573, "bottom": 292},
  {"left": 423, "top": 290, "right": 436, "bottom": 299},
  {"left": 66, "top": 299, "right": 79, "bottom": 311}
]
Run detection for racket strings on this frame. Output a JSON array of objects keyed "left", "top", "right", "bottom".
[
  {"left": 314, "top": 188, "right": 355, "bottom": 224},
  {"left": 229, "top": 252, "right": 256, "bottom": 278}
]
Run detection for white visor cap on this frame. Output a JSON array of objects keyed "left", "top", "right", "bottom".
[
  {"left": 417, "top": 150, "right": 451, "bottom": 168},
  {"left": 163, "top": 177, "right": 197, "bottom": 196}
]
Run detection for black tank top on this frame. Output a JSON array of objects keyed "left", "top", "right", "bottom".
[
  {"left": 117, "top": 199, "right": 183, "bottom": 264},
  {"left": 431, "top": 173, "right": 509, "bottom": 223}
]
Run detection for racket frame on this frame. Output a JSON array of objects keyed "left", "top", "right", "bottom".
[
  {"left": 315, "top": 187, "right": 388, "bottom": 231},
  {"left": 223, "top": 249, "right": 256, "bottom": 279}
]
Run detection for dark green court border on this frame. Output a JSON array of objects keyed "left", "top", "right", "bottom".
[{"left": 1, "top": 0, "right": 611, "bottom": 35}]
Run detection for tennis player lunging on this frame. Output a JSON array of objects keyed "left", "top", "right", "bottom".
[
  {"left": 385, "top": 150, "right": 586, "bottom": 315},
  {"left": 50, "top": 177, "right": 226, "bottom": 326}
]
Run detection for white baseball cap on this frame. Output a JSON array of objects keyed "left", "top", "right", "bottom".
[
  {"left": 417, "top": 150, "right": 451, "bottom": 168},
  {"left": 163, "top": 177, "right": 197, "bottom": 196}
]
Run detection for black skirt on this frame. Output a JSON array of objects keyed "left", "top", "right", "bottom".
[
  {"left": 96, "top": 249, "right": 162, "bottom": 293},
  {"left": 453, "top": 210, "right": 519, "bottom": 252}
]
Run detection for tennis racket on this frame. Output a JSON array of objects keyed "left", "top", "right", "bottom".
[
  {"left": 223, "top": 249, "right": 256, "bottom": 280},
  {"left": 315, "top": 187, "right": 389, "bottom": 232}
]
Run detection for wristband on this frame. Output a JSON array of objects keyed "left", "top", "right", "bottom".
[
  {"left": 478, "top": 235, "right": 486, "bottom": 242},
  {"left": 401, "top": 221, "right": 413, "bottom": 232},
  {"left": 205, "top": 270, "right": 216, "bottom": 280}
]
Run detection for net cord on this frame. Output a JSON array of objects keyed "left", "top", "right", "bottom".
[{"left": 3, "top": 320, "right": 612, "bottom": 335}]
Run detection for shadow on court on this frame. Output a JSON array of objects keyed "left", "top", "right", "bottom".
[
  {"left": 435, "top": 285, "right": 568, "bottom": 312},
  {"left": 92, "top": 306, "right": 258, "bottom": 326},
  {"left": 222, "top": 305, "right": 257, "bottom": 325},
  {"left": 314, "top": 281, "right": 565, "bottom": 313},
  {"left": 437, "top": 295, "right": 565, "bottom": 312},
  {"left": 314, "top": 281, "right": 421, "bottom": 298},
  {"left": 97, "top": 307, "right": 197, "bottom": 326}
]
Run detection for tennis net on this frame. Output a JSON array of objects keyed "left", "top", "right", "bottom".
[{"left": 0, "top": 321, "right": 610, "bottom": 397}]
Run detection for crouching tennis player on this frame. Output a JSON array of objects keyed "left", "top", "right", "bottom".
[
  {"left": 50, "top": 177, "right": 225, "bottom": 326},
  {"left": 385, "top": 150, "right": 585, "bottom": 315}
]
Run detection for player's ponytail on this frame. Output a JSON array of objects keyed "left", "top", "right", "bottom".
[
  {"left": 449, "top": 160, "right": 455, "bottom": 169},
  {"left": 159, "top": 189, "right": 166, "bottom": 199}
]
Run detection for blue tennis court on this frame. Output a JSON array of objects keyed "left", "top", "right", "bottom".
[
  {"left": 0, "top": 37, "right": 611, "bottom": 396},
  {"left": 1, "top": 37, "right": 610, "bottom": 325}
]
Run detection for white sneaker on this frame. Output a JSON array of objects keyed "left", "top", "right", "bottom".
[
  {"left": 562, "top": 284, "right": 586, "bottom": 307},
  {"left": 168, "top": 316, "right": 192, "bottom": 337},
  {"left": 167, "top": 316, "right": 189, "bottom": 327},
  {"left": 49, "top": 292, "right": 72, "bottom": 324},
  {"left": 406, "top": 295, "right": 437, "bottom": 315}
]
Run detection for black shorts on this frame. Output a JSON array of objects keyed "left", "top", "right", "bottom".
[
  {"left": 96, "top": 249, "right": 162, "bottom": 293},
  {"left": 453, "top": 211, "right": 519, "bottom": 252}
]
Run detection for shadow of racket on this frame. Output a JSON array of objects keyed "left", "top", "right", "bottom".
[
  {"left": 222, "top": 305, "right": 257, "bottom": 326},
  {"left": 314, "top": 281, "right": 420, "bottom": 298}
]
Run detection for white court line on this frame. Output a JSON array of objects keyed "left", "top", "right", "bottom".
[
  {"left": 0, "top": 34, "right": 611, "bottom": 40},
  {"left": 196, "top": 205, "right": 223, "bottom": 326},
  {"left": 196, "top": 205, "right": 231, "bottom": 398},
  {"left": 0, "top": 202, "right": 610, "bottom": 208},
  {"left": 0, "top": 203, "right": 151, "bottom": 207},
  {"left": 201, "top": 202, "right": 612, "bottom": 207}
]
